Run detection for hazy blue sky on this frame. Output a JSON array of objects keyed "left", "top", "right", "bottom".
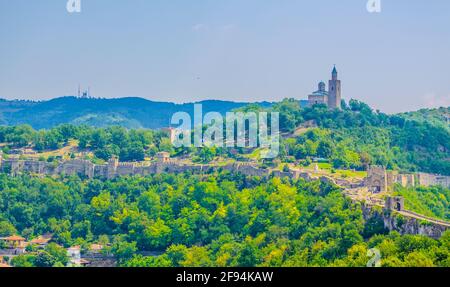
[{"left": 0, "top": 0, "right": 449, "bottom": 113}]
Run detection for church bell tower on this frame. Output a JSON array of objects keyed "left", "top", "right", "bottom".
[{"left": 328, "top": 65, "right": 341, "bottom": 110}]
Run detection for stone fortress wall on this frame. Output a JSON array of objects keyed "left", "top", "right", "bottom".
[
  {"left": 365, "top": 165, "right": 450, "bottom": 192},
  {"left": 2, "top": 152, "right": 449, "bottom": 237},
  {"left": 0, "top": 150, "right": 342, "bottom": 184},
  {"left": 0, "top": 152, "right": 297, "bottom": 180},
  {"left": 1, "top": 151, "right": 449, "bottom": 191}
]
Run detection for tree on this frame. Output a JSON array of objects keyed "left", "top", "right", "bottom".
[
  {"left": 0, "top": 221, "right": 17, "bottom": 237},
  {"left": 94, "top": 146, "right": 114, "bottom": 161},
  {"left": 45, "top": 243, "right": 69, "bottom": 266},
  {"left": 181, "top": 246, "right": 212, "bottom": 267},
  {"left": 111, "top": 240, "right": 137, "bottom": 264},
  {"left": 34, "top": 243, "right": 69, "bottom": 267},
  {"left": 317, "top": 141, "right": 334, "bottom": 158},
  {"left": 124, "top": 254, "right": 171, "bottom": 267},
  {"left": 138, "top": 190, "right": 161, "bottom": 218},
  {"left": 166, "top": 244, "right": 188, "bottom": 267},
  {"left": 34, "top": 252, "right": 54, "bottom": 267},
  {"left": 7, "top": 125, "right": 34, "bottom": 147},
  {"left": 141, "top": 219, "right": 172, "bottom": 250},
  {"left": 238, "top": 244, "right": 259, "bottom": 267},
  {"left": 341, "top": 243, "right": 369, "bottom": 267},
  {"left": 359, "top": 152, "right": 372, "bottom": 170},
  {"left": 11, "top": 254, "right": 36, "bottom": 267},
  {"left": 90, "top": 129, "right": 109, "bottom": 149},
  {"left": 404, "top": 251, "right": 434, "bottom": 267}
]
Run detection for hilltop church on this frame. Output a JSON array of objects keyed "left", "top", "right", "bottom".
[{"left": 307, "top": 66, "right": 342, "bottom": 110}]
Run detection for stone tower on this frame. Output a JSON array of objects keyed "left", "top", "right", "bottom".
[
  {"left": 365, "top": 166, "right": 388, "bottom": 193},
  {"left": 385, "top": 196, "right": 405, "bottom": 212},
  {"left": 328, "top": 66, "right": 341, "bottom": 110},
  {"left": 107, "top": 157, "right": 119, "bottom": 179}
]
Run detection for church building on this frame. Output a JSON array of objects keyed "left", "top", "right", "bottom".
[{"left": 307, "top": 66, "right": 342, "bottom": 110}]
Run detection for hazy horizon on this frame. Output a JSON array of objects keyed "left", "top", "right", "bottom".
[{"left": 1, "top": 0, "right": 449, "bottom": 113}]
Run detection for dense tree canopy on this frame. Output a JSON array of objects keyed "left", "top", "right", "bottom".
[
  {"left": 265, "top": 100, "right": 449, "bottom": 175},
  {"left": 0, "top": 172, "right": 448, "bottom": 267},
  {"left": 1, "top": 100, "right": 448, "bottom": 174}
]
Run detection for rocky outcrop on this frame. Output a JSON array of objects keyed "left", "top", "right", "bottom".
[
  {"left": 382, "top": 214, "right": 447, "bottom": 239},
  {"left": 361, "top": 203, "right": 448, "bottom": 239}
]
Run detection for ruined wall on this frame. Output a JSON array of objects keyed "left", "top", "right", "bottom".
[
  {"left": 115, "top": 163, "right": 135, "bottom": 177},
  {"left": 417, "top": 172, "right": 450, "bottom": 188},
  {"left": 2, "top": 157, "right": 448, "bottom": 192},
  {"left": 365, "top": 166, "right": 388, "bottom": 192},
  {"left": 0, "top": 156, "right": 309, "bottom": 182},
  {"left": 56, "top": 160, "right": 95, "bottom": 178},
  {"left": 364, "top": 165, "right": 444, "bottom": 193},
  {"left": 361, "top": 204, "right": 448, "bottom": 239}
]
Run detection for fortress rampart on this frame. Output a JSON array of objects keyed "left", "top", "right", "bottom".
[
  {"left": 365, "top": 165, "right": 449, "bottom": 192},
  {"left": 1, "top": 152, "right": 448, "bottom": 192},
  {"left": 1, "top": 153, "right": 448, "bottom": 238},
  {"left": 0, "top": 153, "right": 303, "bottom": 181}
]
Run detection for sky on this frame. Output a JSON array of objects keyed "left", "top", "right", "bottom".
[{"left": 0, "top": 0, "right": 449, "bottom": 113}]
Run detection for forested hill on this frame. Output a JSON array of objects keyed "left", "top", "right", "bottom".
[
  {"left": 0, "top": 97, "right": 273, "bottom": 130},
  {"left": 261, "top": 99, "right": 449, "bottom": 176},
  {"left": 0, "top": 97, "right": 448, "bottom": 175},
  {"left": 399, "top": 107, "right": 450, "bottom": 132}
]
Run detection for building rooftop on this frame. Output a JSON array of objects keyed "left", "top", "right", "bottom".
[
  {"left": 30, "top": 235, "right": 52, "bottom": 245},
  {"left": 311, "top": 90, "right": 328, "bottom": 97},
  {"left": 1, "top": 235, "right": 26, "bottom": 241},
  {"left": 332, "top": 65, "right": 338, "bottom": 74},
  {"left": 67, "top": 245, "right": 81, "bottom": 251},
  {"left": 90, "top": 244, "right": 104, "bottom": 251}
]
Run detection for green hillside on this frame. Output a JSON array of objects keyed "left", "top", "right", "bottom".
[
  {"left": 0, "top": 97, "right": 273, "bottom": 129},
  {"left": 267, "top": 100, "right": 450, "bottom": 175},
  {"left": 399, "top": 107, "right": 450, "bottom": 132},
  {"left": 1, "top": 173, "right": 449, "bottom": 267},
  {"left": 0, "top": 99, "right": 449, "bottom": 268},
  {"left": 0, "top": 98, "right": 448, "bottom": 175}
]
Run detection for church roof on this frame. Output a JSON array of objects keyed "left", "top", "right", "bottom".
[
  {"left": 332, "top": 66, "right": 337, "bottom": 74},
  {"left": 311, "top": 90, "right": 328, "bottom": 97}
]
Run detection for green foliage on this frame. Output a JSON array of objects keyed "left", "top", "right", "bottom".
[
  {"left": 11, "top": 254, "right": 36, "bottom": 267},
  {"left": 394, "top": 185, "right": 450, "bottom": 221},
  {"left": 1, "top": 98, "right": 448, "bottom": 175},
  {"left": 0, "top": 220, "right": 17, "bottom": 236},
  {"left": 0, "top": 97, "right": 258, "bottom": 130},
  {"left": 12, "top": 243, "right": 70, "bottom": 267},
  {"left": 0, "top": 124, "right": 167, "bottom": 162},
  {"left": 0, "top": 100, "right": 448, "bottom": 268},
  {"left": 111, "top": 240, "right": 137, "bottom": 264},
  {"left": 0, "top": 172, "right": 448, "bottom": 267},
  {"left": 270, "top": 101, "right": 450, "bottom": 175}
]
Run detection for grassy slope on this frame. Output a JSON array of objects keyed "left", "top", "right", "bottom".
[{"left": 394, "top": 185, "right": 450, "bottom": 221}]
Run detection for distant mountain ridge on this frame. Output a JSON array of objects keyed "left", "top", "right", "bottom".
[
  {"left": 1, "top": 96, "right": 446, "bottom": 130},
  {"left": 0, "top": 97, "right": 275, "bottom": 129}
]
